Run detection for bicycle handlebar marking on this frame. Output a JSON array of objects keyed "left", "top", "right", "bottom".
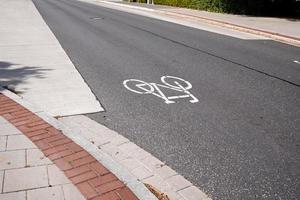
[{"left": 123, "top": 76, "right": 198, "bottom": 104}]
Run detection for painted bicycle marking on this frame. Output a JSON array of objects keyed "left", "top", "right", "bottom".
[
  {"left": 123, "top": 76, "right": 198, "bottom": 104},
  {"left": 294, "top": 60, "right": 300, "bottom": 65}
]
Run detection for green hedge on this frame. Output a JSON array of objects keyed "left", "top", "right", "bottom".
[{"left": 131, "top": 0, "right": 300, "bottom": 17}]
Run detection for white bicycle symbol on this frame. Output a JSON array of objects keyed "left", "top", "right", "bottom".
[{"left": 123, "top": 76, "right": 198, "bottom": 104}]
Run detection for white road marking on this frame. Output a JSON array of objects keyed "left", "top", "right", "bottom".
[
  {"left": 123, "top": 76, "right": 199, "bottom": 104},
  {"left": 293, "top": 60, "right": 300, "bottom": 64}
]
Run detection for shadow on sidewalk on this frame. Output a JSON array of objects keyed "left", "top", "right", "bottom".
[{"left": 0, "top": 61, "right": 51, "bottom": 93}]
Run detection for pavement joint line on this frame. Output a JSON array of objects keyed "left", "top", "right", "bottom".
[
  {"left": 45, "top": 163, "right": 50, "bottom": 186},
  {"left": 0, "top": 44, "right": 60, "bottom": 47},
  {"left": 60, "top": 185, "right": 67, "bottom": 200},
  {"left": 0, "top": 185, "right": 52, "bottom": 195},
  {"left": 175, "top": 185, "right": 192, "bottom": 193},
  {"left": 4, "top": 135, "right": 8, "bottom": 151},
  {"left": 1, "top": 183, "right": 75, "bottom": 197},
  {"left": 1, "top": 171, "right": 4, "bottom": 193},
  {"left": 0, "top": 88, "right": 157, "bottom": 200},
  {"left": 1, "top": 148, "right": 37, "bottom": 153},
  {"left": 25, "top": 149, "right": 28, "bottom": 168},
  {"left": 97, "top": 0, "right": 300, "bottom": 47},
  {"left": 1, "top": 163, "right": 46, "bottom": 172}
]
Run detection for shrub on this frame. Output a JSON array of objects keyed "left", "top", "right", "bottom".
[{"left": 135, "top": 0, "right": 300, "bottom": 17}]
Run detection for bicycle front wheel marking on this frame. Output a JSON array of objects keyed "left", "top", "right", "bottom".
[{"left": 123, "top": 79, "right": 154, "bottom": 94}]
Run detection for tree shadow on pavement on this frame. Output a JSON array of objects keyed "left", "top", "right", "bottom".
[{"left": 0, "top": 61, "right": 51, "bottom": 93}]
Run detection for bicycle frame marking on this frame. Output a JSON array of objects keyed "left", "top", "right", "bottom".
[{"left": 123, "top": 76, "right": 199, "bottom": 104}]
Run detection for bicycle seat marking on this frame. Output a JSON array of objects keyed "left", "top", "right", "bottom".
[{"left": 123, "top": 76, "right": 198, "bottom": 104}]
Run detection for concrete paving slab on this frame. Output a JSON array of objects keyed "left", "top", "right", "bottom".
[
  {"left": 0, "top": 0, "right": 103, "bottom": 116},
  {"left": 153, "top": 165, "right": 177, "bottom": 180},
  {"left": 0, "top": 136, "right": 7, "bottom": 152},
  {"left": 0, "top": 191, "right": 26, "bottom": 200},
  {"left": 143, "top": 175, "right": 173, "bottom": 192},
  {"left": 27, "top": 186, "right": 64, "bottom": 200},
  {"left": 0, "top": 150, "right": 26, "bottom": 170},
  {"left": 0, "top": 123, "right": 22, "bottom": 136},
  {"left": 178, "top": 186, "right": 209, "bottom": 200},
  {"left": 165, "top": 175, "right": 192, "bottom": 192},
  {"left": 26, "top": 149, "right": 52, "bottom": 167},
  {"left": 131, "top": 166, "right": 153, "bottom": 180},
  {"left": 62, "top": 184, "right": 86, "bottom": 200},
  {"left": 0, "top": 170, "right": 3, "bottom": 192},
  {"left": 119, "top": 158, "right": 144, "bottom": 171},
  {"left": 47, "top": 165, "right": 71, "bottom": 186},
  {"left": 0, "top": 45, "right": 72, "bottom": 67},
  {"left": 0, "top": 117, "right": 9, "bottom": 125},
  {"left": 0, "top": 31, "right": 57, "bottom": 46},
  {"left": 6, "top": 135, "right": 36, "bottom": 150},
  {"left": 3, "top": 166, "right": 48, "bottom": 192}
]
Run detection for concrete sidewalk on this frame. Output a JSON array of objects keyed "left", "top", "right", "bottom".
[
  {"left": 105, "top": 1, "right": 300, "bottom": 46},
  {"left": 0, "top": 0, "right": 103, "bottom": 116}
]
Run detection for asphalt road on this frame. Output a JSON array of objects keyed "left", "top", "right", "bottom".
[{"left": 33, "top": 0, "right": 300, "bottom": 199}]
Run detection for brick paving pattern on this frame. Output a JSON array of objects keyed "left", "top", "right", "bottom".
[{"left": 0, "top": 93, "right": 139, "bottom": 200}]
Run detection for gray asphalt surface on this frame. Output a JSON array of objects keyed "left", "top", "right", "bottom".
[{"left": 33, "top": 0, "right": 300, "bottom": 199}]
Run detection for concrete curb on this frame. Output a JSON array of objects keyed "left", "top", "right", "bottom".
[
  {"left": 0, "top": 88, "right": 157, "bottom": 200},
  {"left": 99, "top": 1, "right": 300, "bottom": 46}
]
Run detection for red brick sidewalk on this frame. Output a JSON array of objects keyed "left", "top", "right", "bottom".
[{"left": 0, "top": 93, "right": 139, "bottom": 200}]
